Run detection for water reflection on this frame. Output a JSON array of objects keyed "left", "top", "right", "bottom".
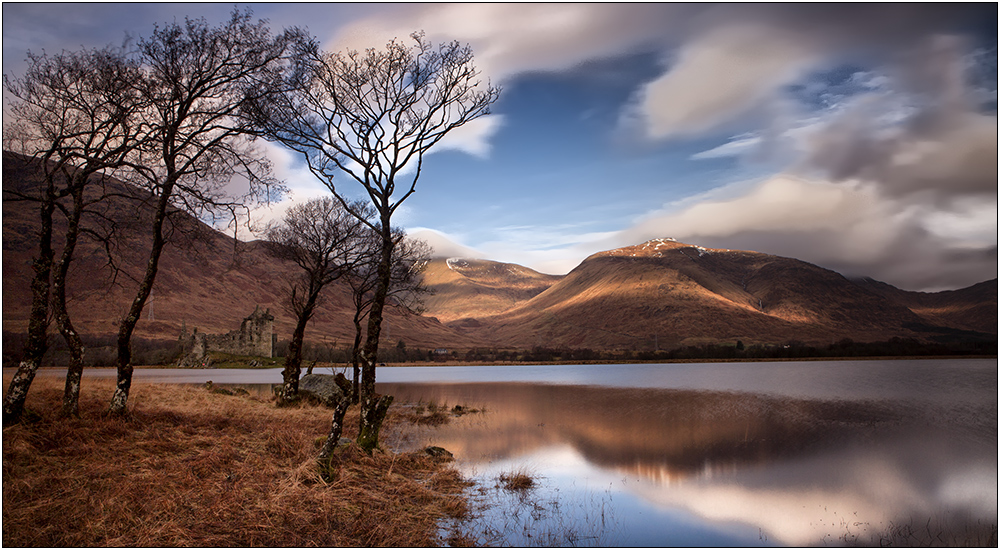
[
  {"left": 378, "top": 381, "right": 996, "bottom": 546},
  {"left": 381, "top": 383, "right": 903, "bottom": 477}
]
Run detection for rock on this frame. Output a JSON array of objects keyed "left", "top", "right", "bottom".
[
  {"left": 424, "top": 446, "right": 454, "bottom": 459},
  {"left": 299, "top": 373, "right": 352, "bottom": 408}
]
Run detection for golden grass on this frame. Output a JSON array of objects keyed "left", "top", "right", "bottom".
[
  {"left": 2, "top": 376, "right": 473, "bottom": 547},
  {"left": 498, "top": 468, "right": 535, "bottom": 492}
]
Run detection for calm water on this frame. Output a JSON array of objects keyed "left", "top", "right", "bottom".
[{"left": 21, "top": 359, "right": 998, "bottom": 546}]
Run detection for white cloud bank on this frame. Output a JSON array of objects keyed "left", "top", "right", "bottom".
[{"left": 259, "top": 4, "right": 995, "bottom": 290}]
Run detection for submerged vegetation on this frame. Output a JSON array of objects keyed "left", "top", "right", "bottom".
[
  {"left": 498, "top": 468, "right": 536, "bottom": 493},
  {"left": 1, "top": 376, "right": 474, "bottom": 547}
]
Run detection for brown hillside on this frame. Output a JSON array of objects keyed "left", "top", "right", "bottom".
[
  {"left": 420, "top": 258, "right": 560, "bottom": 324},
  {"left": 468, "top": 239, "right": 981, "bottom": 350},
  {"left": 4, "top": 153, "right": 994, "bottom": 355},
  {"left": 856, "top": 277, "right": 998, "bottom": 334},
  {"left": 2, "top": 151, "right": 484, "bottom": 353}
]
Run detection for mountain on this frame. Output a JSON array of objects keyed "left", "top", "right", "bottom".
[
  {"left": 1, "top": 151, "right": 483, "bottom": 353},
  {"left": 420, "top": 258, "right": 560, "bottom": 324},
  {"left": 855, "top": 277, "right": 998, "bottom": 335},
  {"left": 3, "top": 151, "right": 995, "bottom": 357},
  {"left": 422, "top": 238, "right": 996, "bottom": 350}
]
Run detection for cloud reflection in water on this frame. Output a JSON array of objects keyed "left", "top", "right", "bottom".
[{"left": 380, "top": 380, "right": 996, "bottom": 546}]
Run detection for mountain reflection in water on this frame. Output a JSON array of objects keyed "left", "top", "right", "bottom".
[
  {"left": 377, "top": 379, "right": 996, "bottom": 546},
  {"left": 382, "top": 383, "right": 900, "bottom": 477}
]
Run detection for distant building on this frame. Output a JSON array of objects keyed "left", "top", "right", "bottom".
[{"left": 178, "top": 306, "right": 275, "bottom": 366}]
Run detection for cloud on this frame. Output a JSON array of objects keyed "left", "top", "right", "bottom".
[
  {"left": 625, "top": 24, "right": 821, "bottom": 139},
  {"left": 406, "top": 228, "right": 483, "bottom": 259},
  {"left": 800, "top": 36, "right": 998, "bottom": 203},
  {"left": 329, "top": 4, "right": 689, "bottom": 82},
  {"left": 612, "top": 174, "right": 996, "bottom": 291},
  {"left": 619, "top": 4, "right": 983, "bottom": 141},
  {"left": 434, "top": 114, "right": 505, "bottom": 158}
]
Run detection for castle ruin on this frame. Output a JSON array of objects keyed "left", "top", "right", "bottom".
[{"left": 178, "top": 305, "right": 276, "bottom": 366}]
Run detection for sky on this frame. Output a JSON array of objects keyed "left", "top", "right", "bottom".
[{"left": 3, "top": 3, "right": 997, "bottom": 291}]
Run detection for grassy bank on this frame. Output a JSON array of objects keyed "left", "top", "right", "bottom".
[{"left": 2, "top": 376, "right": 473, "bottom": 547}]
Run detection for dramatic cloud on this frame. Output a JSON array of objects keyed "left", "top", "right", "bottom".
[
  {"left": 624, "top": 24, "right": 821, "bottom": 139},
  {"left": 622, "top": 4, "right": 981, "bottom": 140},
  {"left": 329, "top": 4, "right": 688, "bottom": 82},
  {"left": 801, "top": 36, "right": 998, "bottom": 203},
  {"left": 613, "top": 174, "right": 996, "bottom": 291}
]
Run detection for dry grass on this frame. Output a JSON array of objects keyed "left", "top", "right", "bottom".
[
  {"left": 400, "top": 401, "right": 483, "bottom": 427},
  {"left": 498, "top": 468, "right": 536, "bottom": 492},
  {"left": 2, "top": 376, "right": 472, "bottom": 547}
]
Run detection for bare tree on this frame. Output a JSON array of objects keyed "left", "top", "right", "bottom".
[
  {"left": 2, "top": 46, "right": 146, "bottom": 424},
  {"left": 106, "top": 10, "right": 297, "bottom": 415},
  {"left": 251, "top": 31, "right": 499, "bottom": 451},
  {"left": 265, "top": 197, "right": 370, "bottom": 405},
  {"left": 345, "top": 229, "right": 431, "bottom": 403}
]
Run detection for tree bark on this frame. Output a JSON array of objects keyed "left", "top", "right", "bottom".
[
  {"left": 356, "top": 393, "right": 393, "bottom": 453},
  {"left": 317, "top": 396, "right": 352, "bottom": 461},
  {"left": 280, "top": 296, "right": 316, "bottom": 405},
  {"left": 55, "top": 183, "right": 86, "bottom": 418},
  {"left": 109, "top": 181, "right": 173, "bottom": 416},
  {"left": 2, "top": 177, "right": 56, "bottom": 426},
  {"left": 356, "top": 222, "right": 394, "bottom": 452},
  {"left": 350, "top": 311, "right": 363, "bottom": 404}
]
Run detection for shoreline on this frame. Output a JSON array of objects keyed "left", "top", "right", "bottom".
[{"left": 8, "top": 354, "right": 996, "bottom": 372}]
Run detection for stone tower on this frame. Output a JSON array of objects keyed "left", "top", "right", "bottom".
[{"left": 239, "top": 305, "right": 275, "bottom": 358}]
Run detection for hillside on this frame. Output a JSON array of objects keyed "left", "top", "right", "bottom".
[
  {"left": 1, "top": 151, "right": 484, "bottom": 354},
  {"left": 432, "top": 239, "right": 995, "bottom": 350},
  {"left": 420, "top": 258, "right": 560, "bottom": 324},
  {"left": 856, "top": 277, "right": 998, "bottom": 334}
]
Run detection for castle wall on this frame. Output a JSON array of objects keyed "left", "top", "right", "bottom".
[{"left": 178, "top": 306, "right": 275, "bottom": 365}]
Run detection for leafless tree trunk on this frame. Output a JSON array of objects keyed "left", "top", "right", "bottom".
[
  {"left": 108, "top": 10, "right": 295, "bottom": 415},
  {"left": 265, "top": 197, "right": 369, "bottom": 405},
  {"left": 1, "top": 159, "right": 56, "bottom": 426},
  {"left": 345, "top": 228, "right": 431, "bottom": 404},
  {"left": 2, "top": 46, "right": 144, "bottom": 423},
  {"left": 249, "top": 30, "right": 498, "bottom": 451},
  {"left": 54, "top": 184, "right": 86, "bottom": 417}
]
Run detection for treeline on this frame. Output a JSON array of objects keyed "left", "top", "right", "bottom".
[
  {"left": 4, "top": 332, "right": 993, "bottom": 369},
  {"left": 460, "top": 337, "right": 997, "bottom": 363},
  {"left": 272, "top": 339, "right": 420, "bottom": 365},
  {"left": 2, "top": 333, "right": 428, "bottom": 368},
  {"left": 2, "top": 332, "right": 181, "bottom": 368}
]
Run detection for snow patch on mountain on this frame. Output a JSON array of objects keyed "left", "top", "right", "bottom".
[{"left": 446, "top": 258, "right": 470, "bottom": 271}]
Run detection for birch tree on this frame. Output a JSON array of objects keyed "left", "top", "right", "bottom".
[
  {"left": 107, "top": 10, "right": 296, "bottom": 415},
  {"left": 250, "top": 31, "right": 499, "bottom": 451},
  {"left": 2, "top": 46, "right": 145, "bottom": 423},
  {"left": 265, "top": 197, "right": 369, "bottom": 405}
]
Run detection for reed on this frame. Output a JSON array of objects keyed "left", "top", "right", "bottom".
[{"left": 498, "top": 467, "right": 536, "bottom": 492}]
